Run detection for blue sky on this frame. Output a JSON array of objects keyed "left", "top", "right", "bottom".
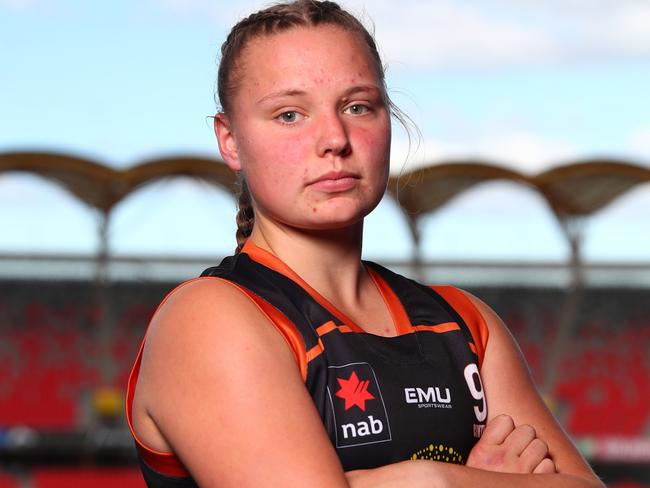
[{"left": 1, "top": 0, "right": 649, "bottom": 265}]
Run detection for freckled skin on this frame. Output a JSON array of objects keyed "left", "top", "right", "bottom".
[{"left": 225, "top": 25, "right": 391, "bottom": 232}]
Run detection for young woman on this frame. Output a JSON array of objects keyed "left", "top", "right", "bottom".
[{"left": 127, "top": 1, "right": 604, "bottom": 486}]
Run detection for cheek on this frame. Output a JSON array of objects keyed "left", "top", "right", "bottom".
[
  {"left": 356, "top": 124, "right": 391, "bottom": 169},
  {"left": 241, "top": 132, "right": 309, "bottom": 205},
  {"left": 275, "top": 137, "right": 308, "bottom": 173},
  {"left": 246, "top": 132, "right": 304, "bottom": 175}
]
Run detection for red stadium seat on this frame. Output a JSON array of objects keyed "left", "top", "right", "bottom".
[
  {"left": 32, "top": 467, "right": 144, "bottom": 488},
  {"left": 0, "top": 471, "right": 20, "bottom": 488}
]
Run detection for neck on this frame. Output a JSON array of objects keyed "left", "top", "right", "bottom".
[{"left": 249, "top": 218, "right": 366, "bottom": 302}]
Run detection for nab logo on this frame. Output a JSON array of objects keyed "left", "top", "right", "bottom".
[
  {"left": 327, "top": 363, "right": 391, "bottom": 448},
  {"left": 335, "top": 371, "right": 375, "bottom": 411}
]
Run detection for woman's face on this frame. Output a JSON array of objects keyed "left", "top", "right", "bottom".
[{"left": 217, "top": 25, "right": 391, "bottom": 231}]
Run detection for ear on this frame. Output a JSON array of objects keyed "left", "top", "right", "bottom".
[{"left": 214, "top": 113, "right": 241, "bottom": 171}]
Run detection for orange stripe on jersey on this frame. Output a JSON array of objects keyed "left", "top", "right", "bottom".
[
  {"left": 306, "top": 338, "right": 324, "bottom": 362},
  {"left": 430, "top": 285, "right": 489, "bottom": 367},
  {"left": 366, "top": 265, "right": 413, "bottom": 335},
  {"left": 242, "top": 241, "right": 366, "bottom": 333},
  {"left": 412, "top": 322, "right": 461, "bottom": 334},
  {"left": 313, "top": 321, "right": 356, "bottom": 342},
  {"left": 316, "top": 321, "right": 338, "bottom": 336},
  {"left": 315, "top": 321, "right": 356, "bottom": 336}
]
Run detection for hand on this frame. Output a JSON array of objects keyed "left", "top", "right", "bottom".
[{"left": 466, "top": 414, "right": 556, "bottom": 474}]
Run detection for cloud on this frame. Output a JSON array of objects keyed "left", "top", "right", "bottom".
[
  {"left": 473, "top": 132, "right": 576, "bottom": 173},
  {"left": 349, "top": 0, "right": 650, "bottom": 69},
  {"left": 364, "top": 1, "right": 555, "bottom": 70},
  {"left": 148, "top": 0, "right": 650, "bottom": 69},
  {"left": 613, "top": 3, "right": 650, "bottom": 51},
  {"left": 390, "top": 131, "right": 575, "bottom": 175}
]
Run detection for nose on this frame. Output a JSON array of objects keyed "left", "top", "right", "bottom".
[{"left": 316, "top": 111, "right": 351, "bottom": 158}]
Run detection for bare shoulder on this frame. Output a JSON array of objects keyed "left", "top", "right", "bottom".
[
  {"left": 148, "top": 276, "right": 265, "bottom": 337},
  {"left": 132, "top": 276, "right": 290, "bottom": 443},
  {"left": 137, "top": 276, "right": 295, "bottom": 405},
  {"left": 132, "top": 277, "right": 348, "bottom": 486},
  {"left": 452, "top": 288, "right": 524, "bottom": 358},
  {"left": 455, "top": 289, "right": 504, "bottom": 330}
]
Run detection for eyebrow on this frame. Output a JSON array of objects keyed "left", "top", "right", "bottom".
[
  {"left": 256, "top": 84, "right": 382, "bottom": 105},
  {"left": 256, "top": 89, "right": 307, "bottom": 105},
  {"left": 340, "top": 85, "right": 382, "bottom": 100}
]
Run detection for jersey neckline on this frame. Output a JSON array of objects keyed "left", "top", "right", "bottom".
[{"left": 241, "top": 240, "right": 413, "bottom": 336}]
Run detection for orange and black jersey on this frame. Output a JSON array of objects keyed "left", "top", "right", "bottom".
[{"left": 126, "top": 241, "right": 489, "bottom": 487}]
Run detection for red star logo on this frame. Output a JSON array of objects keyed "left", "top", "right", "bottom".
[{"left": 335, "top": 371, "right": 375, "bottom": 411}]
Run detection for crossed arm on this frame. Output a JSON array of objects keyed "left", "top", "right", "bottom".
[
  {"left": 133, "top": 279, "right": 604, "bottom": 487},
  {"left": 346, "top": 292, "right": 603, "bottom": 487}
]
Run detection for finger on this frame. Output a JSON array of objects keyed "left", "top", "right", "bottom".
[
  {"left": 480, "top": 414, "right": 515, "bottom": 445},
  {"left": 503, "top": 424, "right": 536, "bottom": 455},
  {"left": 533, "top": 457, "right": 557, "bottom": 474},
  {"left": 519, "top": 438, "right": 549, "bottom": 473}
]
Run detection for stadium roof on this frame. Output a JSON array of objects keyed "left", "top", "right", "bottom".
[
  {"left": 533, "top": 160, "right": 650, "bottom": 218},
  {"left": 1, "top": 150, "right": 649, "bottom": 220},
  {"left": 0, "top": 152, "right": 238, "bottom": 213}
]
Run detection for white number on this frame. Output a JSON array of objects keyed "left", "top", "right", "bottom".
[{"left": 464, "top": 363, "right": 487, "bottom": 422}]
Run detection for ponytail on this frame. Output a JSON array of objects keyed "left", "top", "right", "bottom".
[{"left": 235, "top": 175, "right": 254, "bottom": 253}]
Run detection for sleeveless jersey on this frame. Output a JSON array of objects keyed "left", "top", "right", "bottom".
[{"left": 126, "top": 241, "right": 489, "bottom": 487}]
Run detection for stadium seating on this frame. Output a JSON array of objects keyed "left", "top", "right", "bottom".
[
  {"left": 483, "top": 287, "right": 650, "bottom": 438},
  {"left": 1, "top": 281, "right": 649, "bottom": 487},
  {"left": 32, "top": 467, "right": 144, "bottom": 488},
  {"left": 609, "top": 483, "right": 650, "bottom": 488},
  {"left": 2, "top": 282, "right": 649, "bottom": 436},
  {"left": 0, "top": 281, "right": 160, "bottom": 430},
  {"left": 0, "top": 471, "right": 20, "bottom": 488}
]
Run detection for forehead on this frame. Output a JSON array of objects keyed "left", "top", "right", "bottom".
[{"left": 235, "top": 25, "right": 381, "bottom": 98}]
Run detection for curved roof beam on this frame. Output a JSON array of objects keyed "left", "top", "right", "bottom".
[
  {"left": 2, "top": 151, "right": 649, "bottom": 224},
  {"left": 387, "top": 160, "right": 531, "bottom": 219},
  {"left": 533, "top": 159, "right": 650, "bottom": 217},
  {"left": 122, "top": 156, "right": 237, "bottom": 199},
  {"left": 0, "top": 151, "right": 118, "bottom": 212},
  {"left": 0, "top": 152, "right": 237, "bottom": 213}
]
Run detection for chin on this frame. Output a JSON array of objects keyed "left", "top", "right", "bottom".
[
  {"left": 267, "top": 195, "right": 382, "bottom": 232},
  {"left": 299, "top": 205, "right": 376, "bottom": 232}
]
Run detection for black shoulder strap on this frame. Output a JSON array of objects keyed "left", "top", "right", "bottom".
[{"left": 202, "top": 253, "right": 341, "bottom": 350}]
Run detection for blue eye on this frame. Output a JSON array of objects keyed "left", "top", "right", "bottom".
[
  {"left": 345, "top": 104, "right": 370, "bottom": 115},
  {"left": 277, "top": 111, "right": 300, "bottom": 124}
]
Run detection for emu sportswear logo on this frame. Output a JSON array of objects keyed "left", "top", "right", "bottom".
[{"left": 327, "top": 363, "right": 391, "bottom": 448}]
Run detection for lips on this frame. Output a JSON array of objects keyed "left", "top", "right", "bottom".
[{"left": 307, "top": 171, "right": 360, "bottom": 192}]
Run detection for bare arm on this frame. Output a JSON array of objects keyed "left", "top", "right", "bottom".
[
  {"left": 346, "top": 291, "right": 605, "bottom": 487},
  {"left": 134, "top": 278, "right": 351, "bottom": 487},
  {"left": 349, "top": 461, "right": 600, "bottom": 488},
  {"left": 467, "top": 290, "right": 600, "bottom": 482}
]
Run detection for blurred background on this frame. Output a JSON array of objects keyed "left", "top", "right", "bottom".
[{"left": 1, "top": 0, "right": 649, "bottom": 486}]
